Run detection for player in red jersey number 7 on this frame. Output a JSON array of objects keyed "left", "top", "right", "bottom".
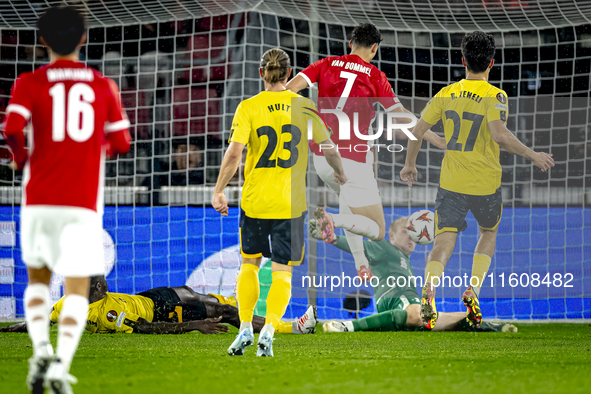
[
  {"left": 287, "top": 24, "right": 446, "bottom": 280},
  {"left": 2, "top": 6, "right": 131, "bottom": 394}
]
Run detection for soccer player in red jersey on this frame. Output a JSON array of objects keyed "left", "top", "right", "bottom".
[
  {"left": 2, "top": 6, "right": 131, "bottom": 393},
  {"left": 287, "top": 24, "right": 445, "bottom": 279}
]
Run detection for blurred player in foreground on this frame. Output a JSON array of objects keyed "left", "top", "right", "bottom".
[
  {"left": 2, "top": 6, "right": 131, "bottom": 393},
  {"left": 311, "top": 218, "right": 516, "bottom": 333},
  {"left": 0, "top": 276, "right": 317, "bottom": 335},
  {"left": 287, "top": 23, "right": 446, "bottom": 280},
  {"left": 400, "top": 31, "right": 555, "bottom": 330},
  {"left": 213, "top": 48, "right": 345, "bottom": 356}
]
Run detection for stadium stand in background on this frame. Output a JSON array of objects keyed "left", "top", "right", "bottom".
[{"left": 0, "top": 0, "right": 589, "bottom": 321}]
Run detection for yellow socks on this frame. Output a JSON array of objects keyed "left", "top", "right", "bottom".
[
  {"left": 236, "top": 263, "right": 260, "bottom": 324},
  {"left": 276, "top": 321, "right": 294, "bottom": 334},
  {"left": 208, "top": 293, "right": 237, "bottom": 308},
  {"left": 423, "top": 255, "right": 491, "bottom": 296},
  {"left": 424, "top": 260, "right": 444, "bottom": 287},
  {"left": 265, "top": 271, "right": 292, "bottom": 330},
  {"left": 471, "top": 253, "right": 492, "bottom": 297},
  {"left": 236, "top": 265, "right": 293, "bottom": 333}
]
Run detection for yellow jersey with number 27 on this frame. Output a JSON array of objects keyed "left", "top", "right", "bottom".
[
  {"left": 421, "top": 79, "right": 508, "bottom": 196},
  {"left": 229, "top": 90, "right": 331, "bottom": 219}
]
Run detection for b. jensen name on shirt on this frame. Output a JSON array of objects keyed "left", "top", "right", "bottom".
[
  {"left": 330, "top": 60, "right": 372, "bottom": 77},
  {"left": 47, "top": 68, "right": 94, "bottom": 82}
]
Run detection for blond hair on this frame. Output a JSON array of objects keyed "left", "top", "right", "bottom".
[
  {"left": 260, "top": 48, "right": 291, "bottom": 85},
  {"left": 389, "top": 217, "right": 408, "bottom": 235}
]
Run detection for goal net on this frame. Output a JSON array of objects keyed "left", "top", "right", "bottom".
[{"left": 0, "top": 0, "right": 589, "bottom": 322}]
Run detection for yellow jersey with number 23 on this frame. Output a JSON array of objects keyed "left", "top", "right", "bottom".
[
  {"left": 229, "top": 90, "right": 330, "bottom": 219},
  {"left": 421, "top": 79, "right": 508, "bottom": 196}
]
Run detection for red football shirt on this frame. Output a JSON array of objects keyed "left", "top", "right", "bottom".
[
  {"left": 298, "top": 54, "right": 401, "bottom": 162},
  {"left": 3, "top": 60, "right": 131, "bottom": 212}
]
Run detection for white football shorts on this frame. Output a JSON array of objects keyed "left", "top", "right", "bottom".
[
  {"left": 313, "top": 152, "right": 382, "bottom": 208},
  {"left": 20, "top": 205, "right": 105, "bottom": 277}
]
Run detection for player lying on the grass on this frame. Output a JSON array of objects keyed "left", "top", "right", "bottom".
[
  {"left": 0, "top": 276, "right": 317, "bottom": 335},
  {"left": 400, "top": 31, "right": 555, "bottom": 330},
  {"left": 310, "top": 217, "right": 516, "bottom": 333}
]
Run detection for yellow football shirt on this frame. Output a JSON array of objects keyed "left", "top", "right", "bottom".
[
  {"left": 50, "top": 293, "right": 155, "bottom": 334},
  {"left": 421, "top": 79, "right": 507, "bottom": 195},
  {"left": 229, "top": 90, "right": 331, "bottom": 219}
]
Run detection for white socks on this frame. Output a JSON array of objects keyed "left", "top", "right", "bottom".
[
  {"left": 57, "top": 294, "right": 89, "bottom": 372},
  {"left": 239, "top": 321, "right": 253, "bottom": 332},
  {"left": 338, "top": 205, "right": 370, "bottom": 272},
  {"left": 332, "top": 213, "right": 380, "bottom": 240},
  {"left": 260, "top": 323, "right": 275, "bottom": 337},
  {"left": 24, "top": 283, "right": 51, "bottom": 357},
  {"left": 347, "top": 233, "right": 370, "bottom": 272},
  {"left": 25, "top": 284, "right": 88, "bottom": 372}
]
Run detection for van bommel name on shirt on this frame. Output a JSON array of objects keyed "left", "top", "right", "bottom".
[
  {"left": 330, "top": 59, "right": 372, "bottom": 77},
  {"left": 47, "top": 68, "right": 94, "bottom": 82}
]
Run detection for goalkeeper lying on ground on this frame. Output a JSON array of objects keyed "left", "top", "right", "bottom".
[
  {"left": 1, "top": 275, "right": 317, "bottom": 335},
  {"left": 311, "top": 217, "right": 516, "bottom": 333}
]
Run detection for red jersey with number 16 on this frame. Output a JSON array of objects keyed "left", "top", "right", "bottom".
[
  {"left": 3, "top": 60, "right": 131, "bottom": 213},
  {"left": 298, "top": 54, "right": 401, "bottom": 162}
]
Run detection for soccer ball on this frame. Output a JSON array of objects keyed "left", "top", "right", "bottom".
[{"left": 406, "top": 210, "right": 435, "bottom": 245}]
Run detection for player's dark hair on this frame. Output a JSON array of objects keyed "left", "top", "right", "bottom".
[
  {"left": 260, "top": 48, "right": 291, "bottom": 85},
  {"left": 461, "top": 31, "right": 496, "bottom": 74},
  {"left": 37, "top": 6, "right": 86, "bottom": 56},
  {"left": 351, "top": 23, "right": 382, "bottom": 48}
]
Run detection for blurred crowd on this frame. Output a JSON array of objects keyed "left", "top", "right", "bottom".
[{"left": 0, "top": 15, "right": 589, "bottom": 203}]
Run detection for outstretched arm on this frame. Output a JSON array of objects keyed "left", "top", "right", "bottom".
[
  {"left": 488, "top": 120, "right": 554, "bottom": 171},
  {"left": 286, "top": 74, "right": 311, "bottom": 93},
  {"left": 318, "top": 139, "right": 347, "bottom": 185},
  {"left": 310, "top": 221, "right": 352, "bottom": 252},
  {"left": 0, "top": 321, "right": 28, "bottom": 333},
  {"left": 390, "top": 106, "right": 446, "bottom": 150},
  {"left": 422, "top": 130, "right": 447, "bottom": 150},
  {"left": 212, "top": 142, "right": 245, "bottom": 216},
  {"left": 105, "top": 129, "right": 131, "bottom": 157},
  {"left": 0, "top": 319, "right": 58, "bottom": 333},
  {"left": 399, "top": 118, "right": 434, "bottom": 187},
  {"left": 3, "top": 108, "right": 28, "bottom": 170},
  {"left": 3, "top": 77, "right": 33, "bottom": 170},
  {"left": 126, "top": 317, "right": 229, "bottom": 335},
  {"left": 310, "top": 221, "right": 383, "bottom": 261}
]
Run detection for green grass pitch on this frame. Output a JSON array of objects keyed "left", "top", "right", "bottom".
[{"left": 1, "top": 323, "right": 590, "bottom": 394}]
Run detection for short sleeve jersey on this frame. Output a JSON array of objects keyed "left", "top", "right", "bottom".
[
  {"left": 229, "top": 90, "right": 330, "bottom": 219},
  {"left": 50, "top": 293, "right": 155, "bottom": 334},
  {"left": 298, "top": 54, "right": 401, "bottom": 162},
  {"left": 421, "top": 79, "right": 507, "bottom": 195}
]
